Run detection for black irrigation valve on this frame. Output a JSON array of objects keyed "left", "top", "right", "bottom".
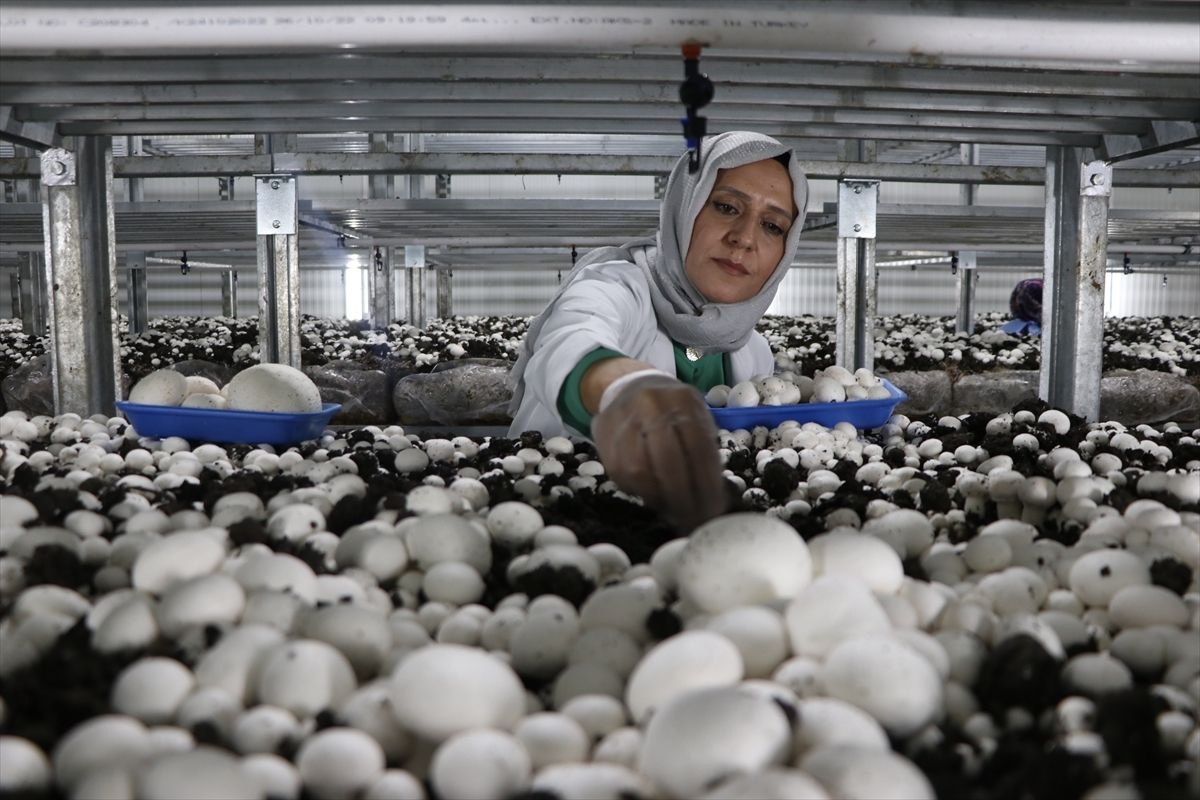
[
  {"left": 1162, "top": 273, "right": 1169, "bottom": 286},
  {"left": 571, "top": 245, "right": 578, "bottom": 266},
  {"left": 1123, "top": 253, "right": 1132, "bottom": 274},
  {"left": 679, "top": 43, "right": 713, "bottom": 174},
  {"left": 950, "top": 254, "right": 959, "bottom": 275},
  {"left": 337, "top": 234, "right": 347, "bottom": 249},
  {"left": 374, "top": 246, "right": 384, "bottom": 272},
  {"left": 180, "top": 251, "right": 189, "bottom": 276}
]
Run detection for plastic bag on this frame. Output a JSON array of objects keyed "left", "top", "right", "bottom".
[
  {"left": 392, "top": 359, "right": 514, "bottom": 425},
  {"left": 305, "top": 361, "right": 393, "bottom": 425},
  {"left": 1, "top": 354, "right": 54, "bottom": 416}
]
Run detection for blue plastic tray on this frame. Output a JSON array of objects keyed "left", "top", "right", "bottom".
[
  {"left": 709, "top": 378, "right": 907, "bottom": 431},
  {"left": 115, "top": 401, "right": 342, "bottom": 446}
]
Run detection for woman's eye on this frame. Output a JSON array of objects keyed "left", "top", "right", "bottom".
[
  {"left": 764, "top": 221, "right": 785, "bottom": 236},
  {"left": 714, "top": 201, "right": 737, "bottom": 214}
]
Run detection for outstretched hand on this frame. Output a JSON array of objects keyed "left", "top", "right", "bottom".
[{"left": 591, "top": 374, "right": 728, "bottom": 531}]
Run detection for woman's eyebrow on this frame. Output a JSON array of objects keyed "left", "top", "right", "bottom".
[{"left": 711, "top": 186, "right": 793, "bottom": 220}]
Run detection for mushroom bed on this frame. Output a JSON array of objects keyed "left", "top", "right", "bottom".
[
  {"left": 3, "top": 312, "right": 1200, "bottom": 378},
  {"left": 0, "top": 394, "right": 1198, "bottom": 800}
]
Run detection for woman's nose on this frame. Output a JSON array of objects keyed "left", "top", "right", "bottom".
[{"left": 726, "top": 218, "right": 754, "bottom": 248}]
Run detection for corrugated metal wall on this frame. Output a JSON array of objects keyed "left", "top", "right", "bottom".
[
  {"left": 1105, "top": 270, "right": 1200, "bottom": 317},
  {"left": 452, "top": 271, "right": 562, "bottom": 316}
]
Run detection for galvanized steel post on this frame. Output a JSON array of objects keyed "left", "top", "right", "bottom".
[
  {"left": 435, "top": 269, "right": 453, "bottom": 318},
  {"left": 369, "top": 246, "right": 394, "bottom": 328},
  {"left": 126, "top": 252, "right": 148, "bottom": 335},
  {"left": 125, "top": 135, "right": 149, "bottom": 335},
  {"left": 1040, "top": 149, "right": 1111, "bottom": 421},
  {"left": 955, "top": 144, "right": 980, "bottom": 335},
  {"left": 39, "top": 139, "right": 122, "bottom": 415},
  {"left": 401, "top": 134, "right": 427, "bottom": 329},
  {"left": 955, "top": 251, "right": 978, "bottom": 335},
  {"left": 16, "top": 253, "right": 47, "bottom": 335},
  {"left": 368, "top": 133, "right": 397, "bottom": 329},
  {"left": 221, "top": 270, "right": 238, "bottom": 318},
  {"left": 255, "top": 173, "right": 301, "bottom": 368},
  {"left": 405, "top": 245, "right": 427, "bottom": 329},
  {"left": 835, "top": 179, "right": 879, "bottom": 371}
]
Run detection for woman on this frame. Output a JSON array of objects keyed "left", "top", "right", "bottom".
[
  {"left": 508, "top": 131, "right": 809, "bottom": 530},
  {"left": 1001, "top": 277, "right": 1043, "bottom": 336}
]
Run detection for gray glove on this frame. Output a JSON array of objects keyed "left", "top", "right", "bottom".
[{"left": 591, "top": 373, "right": 728, "bottom": 531}]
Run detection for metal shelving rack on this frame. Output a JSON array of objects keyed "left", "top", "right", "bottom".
[{"left": 0, "top": 1, "right": 1198, "bottom": 421}]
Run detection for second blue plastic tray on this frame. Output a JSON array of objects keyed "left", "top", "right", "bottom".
[
  {"left": 115, "top": 401, "right": 342, "bottom": 446},
  {"left": 709, "top": 378, "right": 907, "bottom": 431}
]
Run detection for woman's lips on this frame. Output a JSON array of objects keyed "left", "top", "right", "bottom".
[{"left": 714, "top": 258, "right": 749, "bottom": 277}]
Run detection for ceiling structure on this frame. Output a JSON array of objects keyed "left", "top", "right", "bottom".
[{"left": 0, "top": 1, "right": 1198, "bottom": 266}]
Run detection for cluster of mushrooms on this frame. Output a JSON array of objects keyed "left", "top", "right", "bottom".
[
  {"left": 3, "top": 312, "right": 1197, "bottom": 394},
  {"left": 706, "top": 366, "right": 893, "bottom": 408},
  {"left": 0, "top": 385, "right": 1196, "bottom": 799}
]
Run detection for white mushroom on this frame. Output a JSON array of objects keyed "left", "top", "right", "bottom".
[{"left": 726, "top": 381, "right": 761, "bottom": 408}]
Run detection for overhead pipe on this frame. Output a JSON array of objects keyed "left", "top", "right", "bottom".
[
  {"left": 143, "top": 255, "right": 233, "bottom": 270},
  {"left": 1, "top": 4, "right": 1196, "bottom": 66}
]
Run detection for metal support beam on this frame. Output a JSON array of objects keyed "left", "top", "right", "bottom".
[
  {"left": 838, "top": 139, "right": 876, "bottom": 163},
  {"left": 221, "top": 270, "right": 238, "bottom": 318},
  {"left": 367, "top": 133, "right": 397, "bottom": 329},
  {"left": 8, "top": 274, "right": 18, "bottom": 322},
  {"left": 955, "top": 144, "right": 980, "bottom": 335},
  {"left": 124, "top": 136, "right": 149, "bottom": 331},
  {"left": 256, "top": 133, "right": 297, "bottom": 155},
  {"left": 1, "top": 153, "right": 1196, "bottom": 188},
  {"left": 954, "top": 252, "right": 978, "bottom": 336},
  {"left": 405, "top": 245, "right": 427, "bottom": 329},
  {"left": 436, "top": 269, "right": 453, "bottom": 318},
  {"left": 1100, "top": 121, "right": 1200, "bottom": 163},
  {"left": 126, "top": 253, "right": 148, "bottom": 335},
  {"left": 0, "top": 105, "right": 61, "bottom": 150},
  {"left": 255, "top": 173, "right": 301, "bottom": 368},
  {"left": 369, "top": 246, "right": 395, "bottom": 328},
  {"left": 39, "top": 139, "right": 122, "bottom": 415},
  {"left": 835, "top": 180, "right": 879, "bottom": 372},
  {"left": 368, "top": 133, "right": 396, "bottom": 199},
  {"left": 1040, "top": 150, "right": 1112, "bottom": 421},
  {"left": 400, "top": 135, "right": 427, "bottom": 328},
  {"left": 15, "top": 253, "right": 47, "bottom": 335}
]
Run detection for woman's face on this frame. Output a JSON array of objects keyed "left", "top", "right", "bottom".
[{"left": 684, "top": 158, "right": 796, "bottom": 304}]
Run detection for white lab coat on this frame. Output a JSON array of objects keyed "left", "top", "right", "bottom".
[{"left": 509, "top": 260, "right": 774, "bottom": 439}]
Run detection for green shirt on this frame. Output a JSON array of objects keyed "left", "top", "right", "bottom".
[{"left": 557, "top": 344, "right": 731, "bottom": 438}]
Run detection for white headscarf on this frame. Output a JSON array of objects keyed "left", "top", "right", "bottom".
[{"left": 509, "top": 131, "right": 808, "bottom": 409}]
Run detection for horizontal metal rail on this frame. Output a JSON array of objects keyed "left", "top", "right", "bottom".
[{"left": 1, "top": 153, "right": 1197, "bottom": 187}]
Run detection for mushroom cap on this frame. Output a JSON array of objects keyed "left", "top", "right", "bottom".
[
  {"left": 128, "top": 369, "right": 188, "bottom": 406},
  {"left": 388, "top": 644, "right": 526, "bottom": 742},
  {"left": 638, "top": 686, "right": 791, "bottom": 799},
  {"left": 224, "top": 363, "right": 321, "bottom": 413},
  {"left": 183, "top": 375, "right": 221, "bottom": 396},
  {"left": 677, "top": 513, "right": 814, "bottom": 613},
  {"left": 1018, "top": 476, "right": 1057, "bottom": 506}
]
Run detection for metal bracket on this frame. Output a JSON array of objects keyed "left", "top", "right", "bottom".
[
  {"left": 40, "top": 148, "right": 76, "bottom": 187},
  {"left": 837, "top": 180, "right": 879, "bottom": 238},
  {"left": 1081, "top": 161, "right": 1113, "bottom": 198},
  {"left": 405, "top": 245, "right": 426, "bottom": 270},
  {"left": 255, "top": 174, "right": 297, "bottom": 235}
]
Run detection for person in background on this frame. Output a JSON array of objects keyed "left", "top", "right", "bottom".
[
  {"left": 507, "top": 131, "right": 809, "bottom": 531},
  {"left": 1001, "top": 277, "right": 1043, "bottom": 335}
]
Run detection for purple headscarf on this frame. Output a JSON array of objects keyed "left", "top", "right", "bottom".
[{"left": 1010, "top": 278, "right": 1043, "bottom": 323}]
